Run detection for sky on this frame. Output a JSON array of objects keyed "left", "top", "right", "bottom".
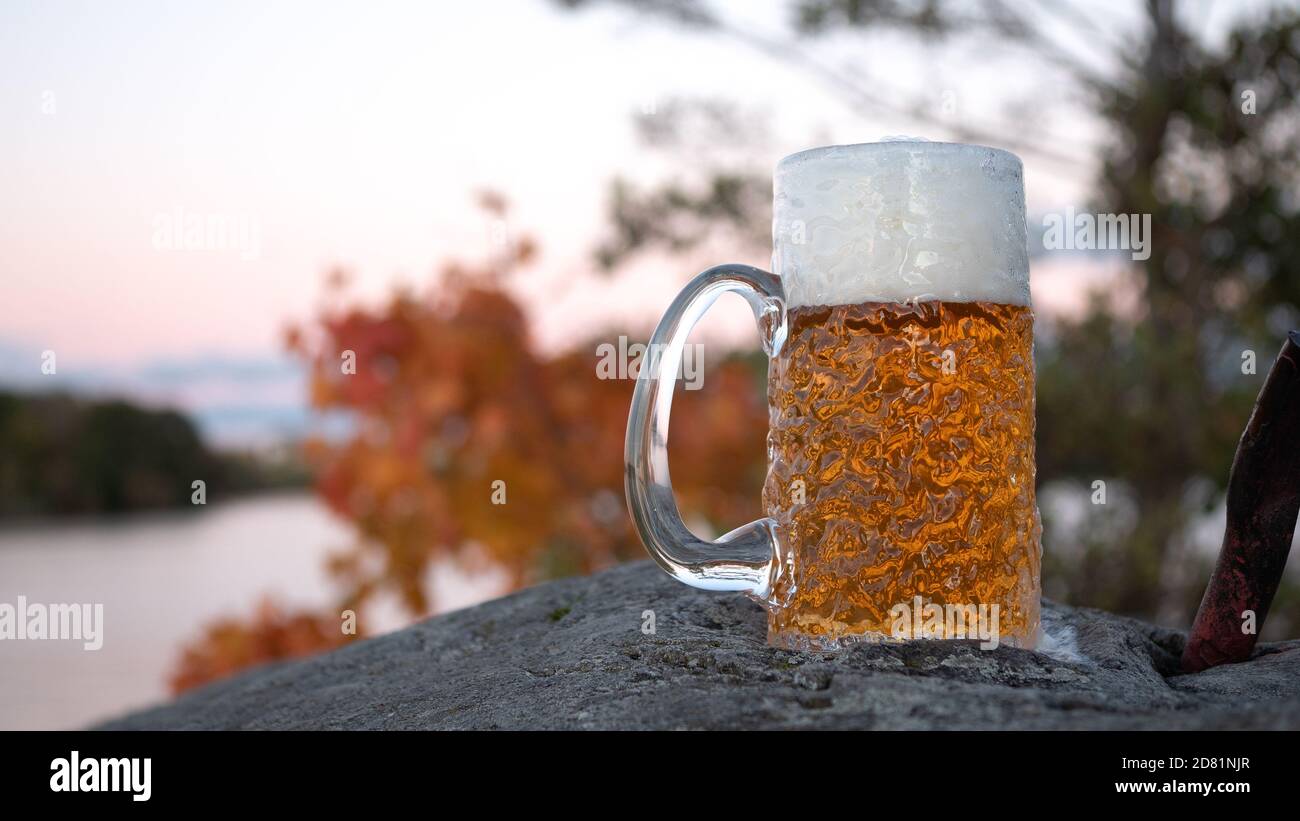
[{"left": 0, "top": 0, "right": 1275, "bottom": 444}]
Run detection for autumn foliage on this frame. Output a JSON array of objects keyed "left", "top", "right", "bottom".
[
  {"left": 169, "top": 599, "right": 357, "bottom": 693},
  {"left": 170, "top": 197, "right": 770, "bottom": 691}
]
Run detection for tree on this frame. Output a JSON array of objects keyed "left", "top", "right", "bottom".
[
  {"left": 174, "top": 1, "right": 1300, "bottom": 690},
  {"left": 171, "top": 197, "right": 771, "bottom": 691},
  {"left": 564, "top": 0, "right": 1300, "bottom": 631}
]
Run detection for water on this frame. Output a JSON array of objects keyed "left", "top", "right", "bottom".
[{"left": 0, "top": 493, "right": 502, "bottom": 730}]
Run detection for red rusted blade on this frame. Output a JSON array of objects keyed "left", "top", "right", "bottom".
[{"left": 1183, "top": 331, "right": 1300, "bottom": 673}]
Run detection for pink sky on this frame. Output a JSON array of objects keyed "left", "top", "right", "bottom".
[
  {"left": 2, "top": 0, "right": 1261, "bottom": 443},
  {"left": 0, "top": 2, "right": 1110, "bottom": 349}
]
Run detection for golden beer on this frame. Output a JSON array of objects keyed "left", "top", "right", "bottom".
[
  {"left": 626, "top": 140, "right": 1041, "bottom": 651},
  {"left": 762, "top": 300, "right": 1040, "bottom": 648}
]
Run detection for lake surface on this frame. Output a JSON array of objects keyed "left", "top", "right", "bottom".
[{"left": 0, "top": 493, "right": 503, "bottom": 730}]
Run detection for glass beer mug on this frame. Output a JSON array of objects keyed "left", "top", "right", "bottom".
[{"left": 625, "top": 141, "right": 1041, "bottom": 650}]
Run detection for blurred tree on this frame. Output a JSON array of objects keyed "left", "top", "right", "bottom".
[
  {"left": 170, "top": 599, "right": 356, "bottom": 694},
  {"left": 564, "top": 0, "right": 1300, "bottom": 631},
  {"left": 173, "top": 197, "right": 770, "bottom": 691},
  {"left": 287, "top": 206, "right": 767, "bottom": 615},
  {"left": 0, "top": 392, "right": 293, "bottom": 516},
  {"left": 1043, "top": 2, "right": 1300, "bottom": 624},
  {"left": 174, "top": 0, "right": 1300, "bottom": 691}
]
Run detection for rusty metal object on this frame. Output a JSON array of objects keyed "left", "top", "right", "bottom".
[{"left": 1183, "top": 331, "right": 1300, "bottom": 673}]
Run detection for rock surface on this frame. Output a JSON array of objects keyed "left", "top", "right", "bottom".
[{"left": 100, "top": 561, "right": 1300, "bottom": 730}]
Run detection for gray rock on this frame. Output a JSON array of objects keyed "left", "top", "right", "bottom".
[{"left": 98, "top": 561, "right": 1300, "bottom": 730}]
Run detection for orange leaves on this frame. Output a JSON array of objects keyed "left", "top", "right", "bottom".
[
  {"left": 315, "top": 310, "right": 412, "bottom": 411},
  {"left": 169, "top": 599, "right": 356, "bottom": 695},
  {"left": 321, "top": 272, "right": 765, "bottom": 580},
  {"left": 293, "top": 264, "right": 772, "bottom": 616},
  {"left": 172, "top": 203, "right": 770, "bottom": 692}
]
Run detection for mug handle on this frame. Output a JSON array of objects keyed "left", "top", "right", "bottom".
[{"left": 624, "top": 264, "right": 787, "bottom": 603}]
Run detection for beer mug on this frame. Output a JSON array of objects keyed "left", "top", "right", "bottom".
[{"left": 625, "top": 141, "right": 1041, "bottom": 650}]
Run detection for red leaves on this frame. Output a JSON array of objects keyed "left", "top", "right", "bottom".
[
  {"left": 172, "top": 208, "right": 769, "bottom": 692},
  {"left": 169, "top": 599, "right": 357, "bottom": 695}
]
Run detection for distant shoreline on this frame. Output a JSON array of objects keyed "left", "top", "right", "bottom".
[
  {"left": 0, "top": 390, "right": 310, "bottom": 520},
  {"left": 0, "top": 487, "right": 319, "bottom": 535}
]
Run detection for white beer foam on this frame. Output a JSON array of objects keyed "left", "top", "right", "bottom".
[{"left": 773, "top": 140, "right": 1031, "bottom": 309}]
